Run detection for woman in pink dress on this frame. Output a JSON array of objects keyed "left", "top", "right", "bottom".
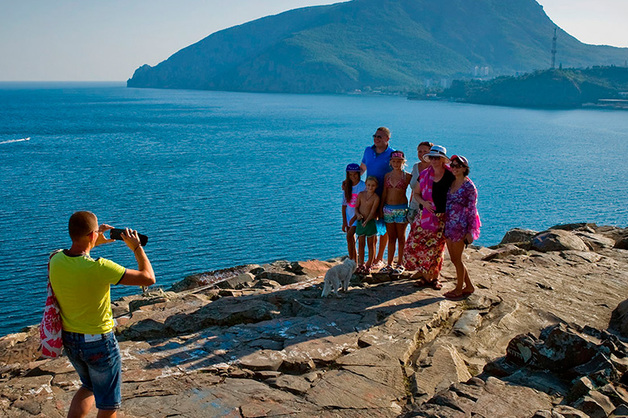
[
  {"left": 403, "top": 145, "right": 454, "bottom": 289},
  {"left": 443, "top": 155, "right": 481, "bottom": 299}
]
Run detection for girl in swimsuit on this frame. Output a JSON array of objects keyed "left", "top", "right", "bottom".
[
  {"left": 342, "top": 163, "right": 365, "bottom": 262},
  {"left": 379, "top": 151, "right": 412, "bottom": 274}
]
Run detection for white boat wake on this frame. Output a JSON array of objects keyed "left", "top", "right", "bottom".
[{"left": 0, "top": 137, "right": 31, "bottom": 144}]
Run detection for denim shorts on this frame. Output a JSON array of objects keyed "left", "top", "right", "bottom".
[{"left": 62, "top": 331, "right": 122, "bottom": 410}]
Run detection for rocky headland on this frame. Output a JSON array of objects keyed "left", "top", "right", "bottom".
[{"left": 2, "top": 223, "right": 628, "bottom": 417}]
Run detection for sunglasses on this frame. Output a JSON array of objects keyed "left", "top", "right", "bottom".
[
  {"left": 427, "top": 155, "right": 442, "bottom": 160},
  {"left": 450, "top": 163, "right": 464, "bottom": 169}
]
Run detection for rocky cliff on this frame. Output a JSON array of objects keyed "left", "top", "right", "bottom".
[{"left": 1, "top": 223, "right": 628, "bottom": 417}]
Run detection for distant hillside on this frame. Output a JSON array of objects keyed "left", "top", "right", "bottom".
[
  {"left": 127, "top": 0, "right": 628, "bottom": 94},
  {"left": 442, "top": 66, "right": 628, "bottom": 108}
]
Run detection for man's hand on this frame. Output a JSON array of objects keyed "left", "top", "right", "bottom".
[
  {"left": 121, "top": 228, "right": 142, "bottom": 252},
  {"left": 94, "top": 224, "right": 115, "bottom": 247}
]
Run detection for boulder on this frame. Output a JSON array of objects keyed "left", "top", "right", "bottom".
[
  {"left": 506, "top": 333, "right": 539, "bottom": 366},
  {"left": 574, "top": 391, "right": 615, "bottom": 418},
  {"left": 609, "top": 299, "right": 628, "bottom": 338},
  {"left": 574, "top": 232, "right": 617, "bottom": 251},
  {"left": 482, "top": 244, "right": 528, "bottom": 261},
  {"left": 237, "top": 350, "right": 284, "bottom": 371},
  {"left": 188, "top": 298, "right": 280, "bottom": 328},
  {"left": 540, "top": 324, "right": 601, "bottom": 370},
  {"left": 500, "top": 228, "right": 538, "bottom": 245},
  {"left": 128, "top": 290, "right": 179, "bottom": 312},
  {"left": 288, "top": 259, "right": 334, "bottom": 277},
  {"left": 553, "top": 405, "right": 590, "bottom": 417},
  {"left": 615, "top": 237, "right": 628, "bottom": 250},
  {"left": 0, "top": 326, "right": 41, "bottom": 365},
  {"left": 215, "top": 272, "right": 255, "bottom": 289},
  {"left": 595, "top": 226, "right": 628, "bottom": 242},
  {"left": 255, "top": 267, "right": 304, "bottom": 285},
  {"left": 550, "top": 223, "right": 597, "bottom": 232},
  {"left": 612, "top": 404, "right": 628, "bottom": 417},
  {"left": 170, "top": 264, "right": 261, "bottom": 292},
  {"left": 531, "top": 230, "right": 589, "bottom": 252}
]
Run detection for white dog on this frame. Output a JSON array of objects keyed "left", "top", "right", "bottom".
[{"left": 321, "top": 258, "right": 357, "bottom": 297}]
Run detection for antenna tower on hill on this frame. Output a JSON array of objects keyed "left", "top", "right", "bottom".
[{"left": 551, "top": 26, "right": 557, "bottom": 69}]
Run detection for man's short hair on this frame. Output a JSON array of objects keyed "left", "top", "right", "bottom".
[
  {"left": 69, "top": 211, "right": 98, "bottom": 241},
  {"left": 376, "top": 127, "right": 391, "bottom": 138}
]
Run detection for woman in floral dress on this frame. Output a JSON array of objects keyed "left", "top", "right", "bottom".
[
  {"left": 403, "top": 145, "right": 454, "bottom": 289},
  {"left": 443, "top": 155, "right": 481, "bottom": 299}
]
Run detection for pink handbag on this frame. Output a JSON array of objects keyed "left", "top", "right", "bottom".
[{"left": 40, "top": 251, "right": 63, "bottom": 359}]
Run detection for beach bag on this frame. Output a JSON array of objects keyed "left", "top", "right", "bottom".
[{"left": 40, "top": 250, "right": 63, "bottom": 358}]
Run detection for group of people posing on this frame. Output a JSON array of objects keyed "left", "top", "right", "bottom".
[{"left": 341, "top": 126, "right": 481, "bottom": 299}]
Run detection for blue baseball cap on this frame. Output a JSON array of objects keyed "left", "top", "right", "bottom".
[{"left": 346, "top": 163, "right": 361, "bottom": 172}]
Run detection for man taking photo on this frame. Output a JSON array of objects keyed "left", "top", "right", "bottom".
[{"left": 49, "top": 211, "right": 155, "bottom": 418}]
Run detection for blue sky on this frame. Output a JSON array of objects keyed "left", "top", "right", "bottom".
[{"left": 1, "top": 0, "right": 626, "bottom": 81}]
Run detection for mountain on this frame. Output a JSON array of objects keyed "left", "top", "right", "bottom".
[{"left": 127, "top": 0, "right": 628, "bottom": 94}]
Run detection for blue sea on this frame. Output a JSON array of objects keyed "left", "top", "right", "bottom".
[{"left": 1, "top": 82, "right": 627, "bottom": 337}]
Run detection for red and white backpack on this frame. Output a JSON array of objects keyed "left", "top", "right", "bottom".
[{"left": 40, "top": 250, "right": 63, "bottom": 359}]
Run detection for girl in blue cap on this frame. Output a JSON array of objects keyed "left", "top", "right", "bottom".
[{"left": 342, "top": 163, "right": 365, "bottom": 262}]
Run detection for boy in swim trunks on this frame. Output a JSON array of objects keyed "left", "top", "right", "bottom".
[{"left": 350, "top": 177, "right": 380, "bottom": 273}]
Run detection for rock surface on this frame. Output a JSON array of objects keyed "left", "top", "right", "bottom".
[{"left": 1, "top": 224, "right": 628, "bottom": 417}]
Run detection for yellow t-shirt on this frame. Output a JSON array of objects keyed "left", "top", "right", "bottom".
[{"left": 49, "top": 251, "right": 125, "bottom": 334}]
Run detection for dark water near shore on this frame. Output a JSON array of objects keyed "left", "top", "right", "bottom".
[{"left": 1, "top": 82, "right": 627, "bottom": 336}]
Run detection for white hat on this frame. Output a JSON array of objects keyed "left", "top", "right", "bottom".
[{"left": 422, "top": 145, "right": 449, "bottom": 162}]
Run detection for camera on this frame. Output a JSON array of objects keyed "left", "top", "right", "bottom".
[{"left": 109, "top": 229, "right": 148, "bottom": 246}]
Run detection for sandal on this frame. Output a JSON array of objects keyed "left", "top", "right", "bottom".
[
  {"left": 372, "top": 260, "right": 385, "bottom": 270},
  {"left": 444, "top": 289, "right": 465, "bottom": 299},
  {"left": 430, "top": 280, "right": 443, "bottom": 290},
  {"left": 379, "top": 265, "right": 393, "bottom": 274},
  {"left": 392, "top": 265, "right": 405, "bottom": 275},
  {"left": 356, "top": 265, "right": 366, "bottom": 275}
]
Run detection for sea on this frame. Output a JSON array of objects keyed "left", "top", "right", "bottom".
[{"left": 1, "top": 82, "right": 627, "bottom": 337}]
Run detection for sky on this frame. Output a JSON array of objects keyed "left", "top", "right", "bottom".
[{"left": 0, "top": 0, "right": 626, "bottom": 82}]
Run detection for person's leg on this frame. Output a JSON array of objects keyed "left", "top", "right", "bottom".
[
  {"left": 358, "top": 235, "right": 366, "bottom": 267},
  {"left": 461, "top": 247, "right": 474, "bottom": 294},
  {"left": 346, "top": 226, "right": 357, "bottom": 262},
  {"left": 86, "top": 333, "right": 122, "bottom": 416},
  {"left": 385, "top": 223, "right": 397, "bottom": 268},
  {"left": 96, "top": 409, "right": 117, "bottom": 418},
  {"left": 445, "top": 239, "right": 466, "bottom": 296},
  {"left": 376, "top": 232, "right": 388, "bottom": 265},
  {"left": 68, "top": 387, "right": 95, "bottom": 418},
  {"left": 395, "top": 223, "right": 408, "bottom": 266},
  {"left": 366, "top": 236, "right": 376, "bottom": 269}
]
